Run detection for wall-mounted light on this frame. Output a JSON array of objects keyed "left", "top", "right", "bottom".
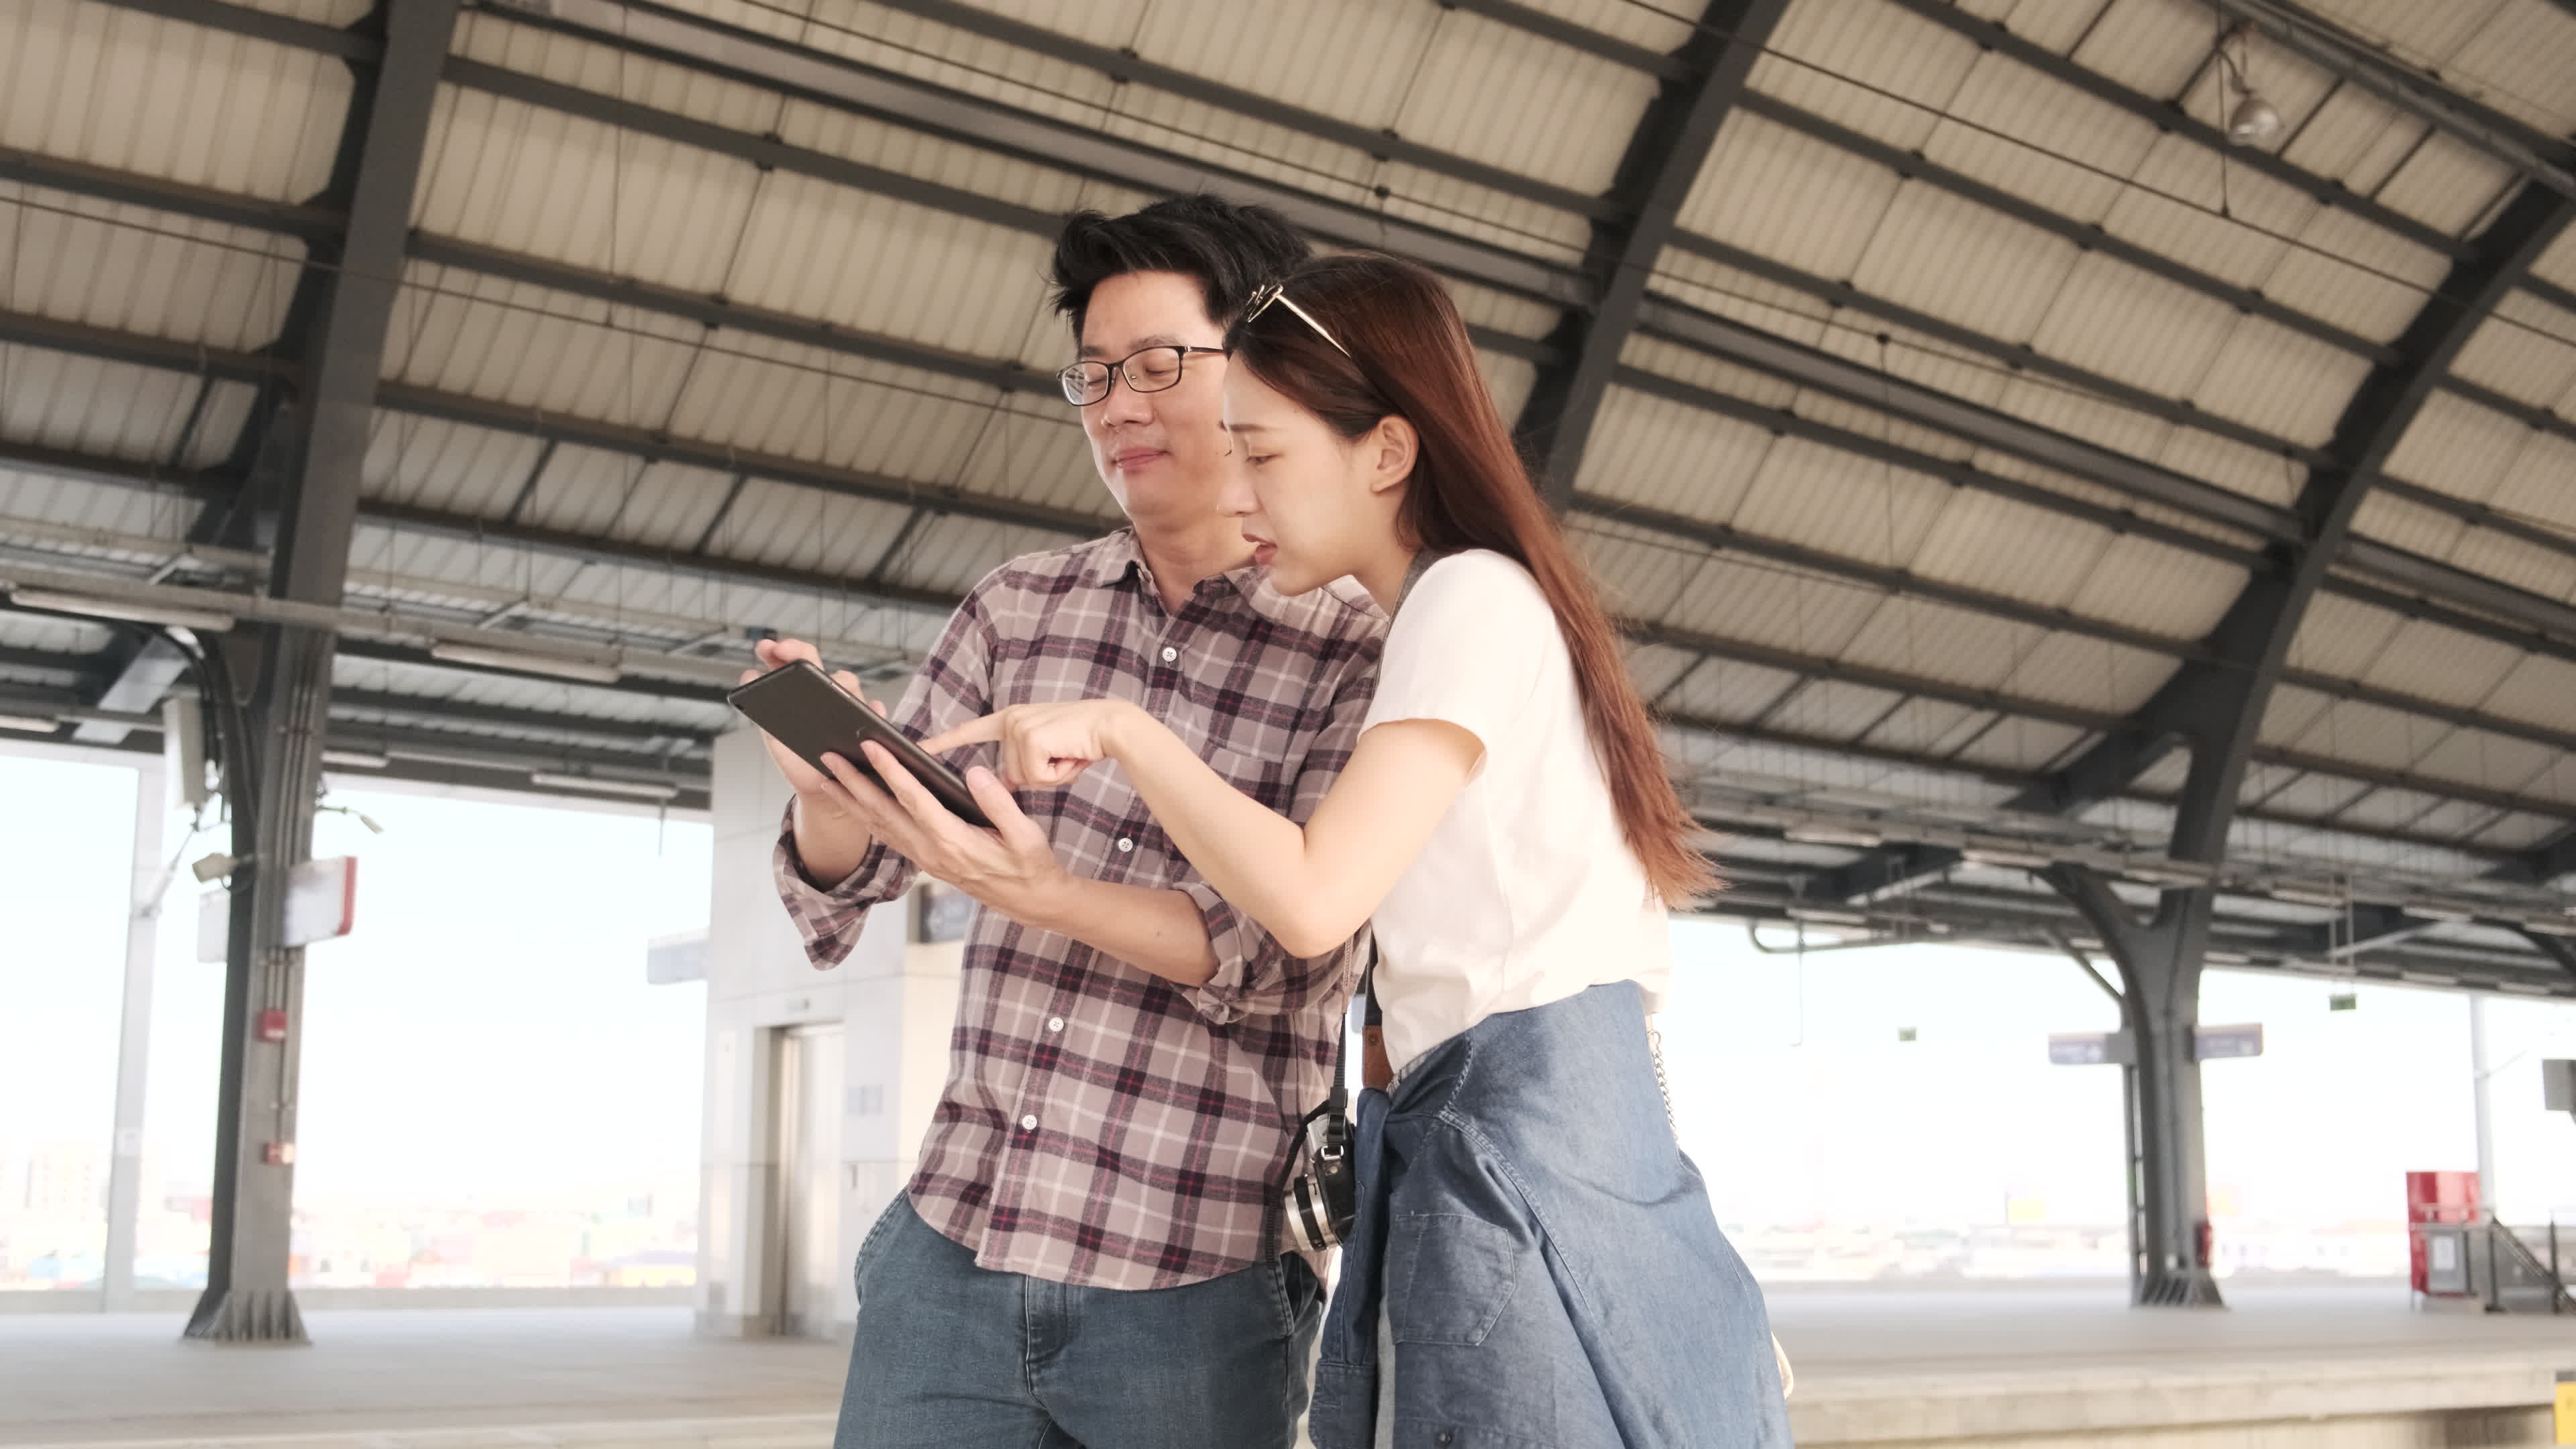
[{"left": 191, "top": 851, "right": 247, "bottom": 883}]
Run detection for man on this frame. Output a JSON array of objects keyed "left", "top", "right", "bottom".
[{"left": 748, "top": 195, "right": 1383, "bottom": 1449}]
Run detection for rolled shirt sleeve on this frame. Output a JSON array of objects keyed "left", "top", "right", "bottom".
[{"left": 769, "top": 583, "right": 998, "bottom": 970}]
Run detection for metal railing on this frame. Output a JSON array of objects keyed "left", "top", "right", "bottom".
[{"left": 2482, "top": 1220, "right": 2575, "bottom": 1315}]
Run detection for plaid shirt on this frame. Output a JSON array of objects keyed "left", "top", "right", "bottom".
[{"left": 775, "top": 529, "right": 1384, "bottom": 1290}]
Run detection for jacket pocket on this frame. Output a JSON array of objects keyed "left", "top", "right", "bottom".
[{"left": 1385, "top": 1213, "right": 1522, "bottom": 1346}]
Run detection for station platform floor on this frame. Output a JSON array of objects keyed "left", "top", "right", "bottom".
[{"left": 3, "top": 1280, "right": 2571, "bottom": 1447}]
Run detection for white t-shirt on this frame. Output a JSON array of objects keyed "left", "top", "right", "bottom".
[{"left": 1360, "top": 549, "right": 1673, "bottom": 1074}]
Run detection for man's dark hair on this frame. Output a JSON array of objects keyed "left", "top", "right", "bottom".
[{"left": 1049, "top": 195, "right": 1309, "bottom": 343}]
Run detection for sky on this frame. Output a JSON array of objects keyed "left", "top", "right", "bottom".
[
  {"left": 1, "top": 747, "right": 711, "bottom": 1216},
  {"left": 5, "top": 744, "right": 2574, "bottom": 1234}
]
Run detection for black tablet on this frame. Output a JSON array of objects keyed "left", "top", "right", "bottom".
[{"left": 727, "top": 659, "right": 995, "bottom": 829}]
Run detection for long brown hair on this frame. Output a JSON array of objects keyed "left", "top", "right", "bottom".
[{"left": 1228, "top": 254, "right": 1715, "bottom": 906}]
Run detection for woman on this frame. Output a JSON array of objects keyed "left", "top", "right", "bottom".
[{"left": 920, "top": 254, "right": 1793, "bottom": 1447}]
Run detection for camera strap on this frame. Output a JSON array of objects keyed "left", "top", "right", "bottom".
[{"left": 1281, "top": 936, "right": 1377, "bottom": 1196}]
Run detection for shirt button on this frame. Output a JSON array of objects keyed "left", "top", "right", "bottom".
[
  {"left": 1020, "top": 1114, "right": 1038, "bottom": 1132},
  {"left": 1159, "top": 645, "right": 1178, "bottom": 663},
  {"left": 1047, "top": 1016, "right": 1065, "bottom": 1032},
  {"left": 1116, "top": 837, "right": 1134, "bottom": 853}
]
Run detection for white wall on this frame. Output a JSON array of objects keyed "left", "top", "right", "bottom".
[{"left": 696, "top": 726, "right": 957, "bottom": 1338}]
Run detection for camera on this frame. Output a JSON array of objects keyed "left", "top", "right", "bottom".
[{"left": 1284, "top": 1109, "right": 1355, "bottom": 1252}]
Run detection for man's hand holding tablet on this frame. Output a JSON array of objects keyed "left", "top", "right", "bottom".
[{"left": 737, "top": 638, "right": 1071, "bottom": 918}]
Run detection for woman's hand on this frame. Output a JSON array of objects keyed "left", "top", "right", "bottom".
[{"left": 921, "top": 699, "right": 1147, "bottom": 789}]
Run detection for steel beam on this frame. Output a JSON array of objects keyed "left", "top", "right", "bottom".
[
  {"left": 1516, "top": 0, "right": 1792, "bottom": 508},
  {"left": 2495, "top": 826, "right": 2576, "bottom": 890},
  {"left": 2527, "top": 929, "right": 2576, "bottom": 977},
  {"left": 190, "top": 0, "right": 459, "bottom": 1347},
  {"left": 2343, "top": 539, "right": 2576, "bottom": 644},
  {"left": 2525, "top": 273, "right": 2576, "bottom": 319},
  {"left": 71, "top": 635, "right": 193, "bottom": 745},
  {"left": 0, "top": 146, "right": 340, "bottom": 239},
  {"left": 2294, "top": 902, "right": 2445, "bottom": 959}
]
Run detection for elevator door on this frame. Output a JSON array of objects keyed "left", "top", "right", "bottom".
[{"left": 774, "top": 1023, "right": 845, "bottom": 1338}]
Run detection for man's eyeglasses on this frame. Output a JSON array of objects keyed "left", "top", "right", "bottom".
[{"left": 1057, "top": 345, "right": 1227, "bottom": 407}]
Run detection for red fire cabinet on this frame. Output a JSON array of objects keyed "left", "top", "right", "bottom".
[{"left": 2407, "top": 1171, "right": 2481, "bottom": 1298}]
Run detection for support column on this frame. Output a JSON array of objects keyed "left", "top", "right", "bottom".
[
  {"left": 188, "top": 0, "right": 458, "bottom": 1344},
  {"left": 2470, "top": 993, "right": 2498, "bottom": 1218},
  {"left": 103, "top": 757, "right": 167, "bottom": 1311},
  {"left": 2058, "top": 867, "right": 2224, "bottom": 1307}
]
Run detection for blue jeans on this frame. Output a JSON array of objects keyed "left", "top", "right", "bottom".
[
  {"left": 1310, "top": 981, "right": 1793, "bottom": 1448},
  {"left": 833, "top": 1197, "right": 1324, "bottom": 1448}
]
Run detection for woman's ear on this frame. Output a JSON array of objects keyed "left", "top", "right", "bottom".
[{"left": 1365, "top": 415, "right": 1418, "bottom": 496}]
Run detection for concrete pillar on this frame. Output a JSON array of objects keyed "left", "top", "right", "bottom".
[
  {"left": 697, "top": 726, "right": 957, "bottom": 1339},
  {"left": 103, "top": 758, "right": 166, "bottom": 1311},
  {"left": 2469, "top": 994, "right": 2497, "bottom": 1219}
]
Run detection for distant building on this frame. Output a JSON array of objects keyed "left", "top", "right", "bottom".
[{"left": 22, "top": 1140, "right": 104, "bottom": 1218}]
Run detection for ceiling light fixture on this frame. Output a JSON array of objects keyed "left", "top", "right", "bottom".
[
  {"left": 529, "top": 771, "right": 680, "bottom": 801},
  {"left": 1784, "top": 824, "right": 1884, "bottom": 848},
  {"left": 2125, "top": 860, "right": 2214, "bottom": 889},
  {"left": 1962, "top": 846, "right": 2055, "bottom": 870},
  {"left": 430, "top": 642, "right": 622, "bottom": 685},
  {"left": 9, "top": 586, "right": 238, "bottom": 634},
  {"left": 0, "top": 712, "right": 60, "bottom": 733},
  {"left": 2215, "top": 20, "right": 2282, "bottom": 146}
]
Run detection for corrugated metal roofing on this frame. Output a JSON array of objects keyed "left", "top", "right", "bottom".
[
  {"left": 1948, "top": 716, "right": 2090, "bottom": 773},
  {"left": 0, "top": 344, "right": 253, "bottom": 464},
  {"left": 2449, "top": 293, "right": 2576, "bottom": 414},
  {"left": 4, "top": 0, "right": 354, "bottom": 201},
  {"left": 1682, "top": 112, "right": 1905, "bottom": 280},
  {"left": 0, "top": 0, "right": 2570, "bottom": 937},
  {"left": 0, "top": 184, "right": 303, "bottom": 353},
  {"left": 2380, "top": 387, "right": 2535, "bottom": 501},
  {"left": 362, "top": 415, "right": 548, "bottom": 519}
]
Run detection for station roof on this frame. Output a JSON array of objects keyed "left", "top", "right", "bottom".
[{"left": 3, "top": 0, "right": 2573, "bottom": 991}]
